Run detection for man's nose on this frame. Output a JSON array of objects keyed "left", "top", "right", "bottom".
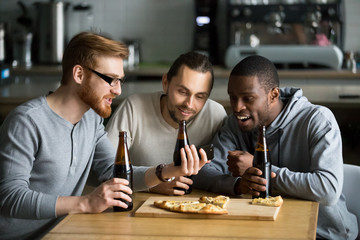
[
  {"left": 111, "top": 82, "right": 122, "bottom": 96},
  {"left": 185, "top": 95, "right": 194, "bottom": 108},
  {"left": 233, "top": 99, "right": 246, "bottom": 112}
]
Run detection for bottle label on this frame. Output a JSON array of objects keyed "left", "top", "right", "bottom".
[{"left": 255, "top": 143, "right": 268, "bottom": 152}]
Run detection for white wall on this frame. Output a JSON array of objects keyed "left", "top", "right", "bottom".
[{"left": 343, "top": 0, "right": 360, "bottom": 52}]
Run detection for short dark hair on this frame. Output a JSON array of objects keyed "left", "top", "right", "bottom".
[
  {"left": 167, "top": 51, "right": 214, "bottom": 91},
  {"left": 230, "top": 55, "right": 279, "bottom": 92}
]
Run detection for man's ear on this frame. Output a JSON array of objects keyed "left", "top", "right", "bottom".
[
  {"left": 73, "top": 65, "right": 84, "bottom": 84},
  {"left": 162, "top": 74, "right": 169, "bottom": 93},
  {"left": 270, "top": 87, "right": 280, "bottom": 103}
]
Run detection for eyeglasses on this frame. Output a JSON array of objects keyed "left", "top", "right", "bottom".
[{"left": 85, "top": 67, "right": 126, "bottom": 87}]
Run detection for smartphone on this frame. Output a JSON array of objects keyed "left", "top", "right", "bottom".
[{"left": 197, "top": 144, "right": 214, "bottom": 160}]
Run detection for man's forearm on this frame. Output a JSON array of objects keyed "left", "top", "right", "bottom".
[{"left": 56, "top": 196, "right": 88, "bottom": 216}]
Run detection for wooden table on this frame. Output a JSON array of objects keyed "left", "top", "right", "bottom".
[{"left": 43, "top": 190, "right": 319, "bottom": 240}]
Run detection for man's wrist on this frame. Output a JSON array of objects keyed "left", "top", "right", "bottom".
[
  {"left": 234, "top": 178, "right": 242, "bottom": 195},
  {"left": 156, "top": 164, "right": 175, "bottom": 182}
]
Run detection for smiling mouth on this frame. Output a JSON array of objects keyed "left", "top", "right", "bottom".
[
  {"left": 105, "top": 98, "right": 113, "bottom": 105},
  {"left": 179, "top": 108, "right": 193, "bottom": 116},
  {"left": 236, "top": 115, "right": 251, "bottom": 122}
]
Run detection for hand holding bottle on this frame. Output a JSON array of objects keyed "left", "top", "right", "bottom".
[
  {"left": 55, "top": 178, "right": 132, "bottom": 216},
  {"left": 234, "top": 167, "right": 276, "bottom": 196},
  {"left": 149, "top": 145, "right": 210, "bottom": 195},
  {"left": 161, "top": 145, "right": 210, "bottom": 180},
  {"left": 82, "top": 178, "right": 133, "bottom": 213}
]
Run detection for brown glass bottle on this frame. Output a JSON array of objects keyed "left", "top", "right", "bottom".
[
  {"left": 113, "top": 131, "right": 133, "bottom": 211},
  {"left": 173, "top": 120, "right": 192, "bottom": 194},
  {"left": 252, "top": 125, "right": 272, "bottom": 198}
]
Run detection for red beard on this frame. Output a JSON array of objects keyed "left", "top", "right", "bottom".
[{"left": 78, "top": 80, "right": 114, "bottom": 118}]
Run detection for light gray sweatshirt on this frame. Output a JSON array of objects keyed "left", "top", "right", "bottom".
[
  {"left": 193, "top": 87, "right": 358, "bottom": 239},
  {"left": 0, "top": 96, "right": 148, "bottom": 239}
]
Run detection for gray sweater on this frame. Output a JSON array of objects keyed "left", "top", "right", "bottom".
[
  {"left": 193, "top": 87, "right": 358, "bottom": 239},
  {"left": 0, "top": 96, "right": 147, "bottom": 239}
]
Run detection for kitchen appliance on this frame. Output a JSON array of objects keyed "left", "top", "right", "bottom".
[
  {"left": 66, "top": 3, "right": 94, "bottom": 43},
  {"left": 33, "top": 1, "right": 68, "bottom": 64},
  {"left": 225, "top": 45, "right": 343, "bottom": 69},
  {"left": 0, "top": 23, "right": 5, "bottom": 65},
  {"left": 193, "top": 0, "right": 219, "bottom": 64},
  {"left": 225, "top": 0, "right": 344, "bottom": 69},
  {"left": 0, "top": 23, "right": 10, "bottom": 81},
  {"left": 123, "top": 39, "right": 140, "bottom": 70},
  {"left": 11, "top": 1, "right": 33, "bottom": 67}
]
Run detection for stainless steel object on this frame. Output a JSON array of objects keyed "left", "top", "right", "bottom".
[
  {"left": 34, "top": 1, "right": 67, "bottom": 64},
  {"left": 226, "top": 1, "right": 344, "bottom": 62},
  {"left": 225, "top": 45, "right": 343, "bottom": 69},
  {"left": 66, "top": 3, "right": 93, "bottom": 43},
  {"left": 123, "top": 39, "right": 140, "bottom": 70},
  {"left": 12, "top": 31, "right": 32, "bottom": 67},
  {"left": 0, "top": 23, "right": 4, "bottom": 63}
]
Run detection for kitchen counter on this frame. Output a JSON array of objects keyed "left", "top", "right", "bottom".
[
  {"left": 9, "top": 64, "right": 360, "bottom": 79},
  {"left": 1, "top": 65, "right": 360, "bottom": 117}
]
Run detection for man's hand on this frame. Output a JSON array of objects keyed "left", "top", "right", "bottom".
[
  {"left": 162, "top": 144, "right": 210, "bottom": 179},
  {"left": 83, "top": 178, "right": 133, "bottom": 212},
  {"left": 149, "top": 176, "right": 192, "bottom": 195},
  {"left": 227, "top": 150, "right": 253, "bottom": 177},
  {"left": 56, "top": 178, "right": 132, "bottom": 216},
  {"left": 145, "top": 144, "right": 210, "bottom": 191},
  {"left": 235, "top": 167, "right": 276, "bottom": 196}
]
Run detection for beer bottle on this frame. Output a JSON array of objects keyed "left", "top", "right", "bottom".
[
  {"left": 113, "top": 131, "right": 133, "bottom": 211},
  {"left": 252, "top": 125, "right": 272, "bottom": 198},
  {"left": 173, "top": 120, "right": 192, "bottom": 194}
]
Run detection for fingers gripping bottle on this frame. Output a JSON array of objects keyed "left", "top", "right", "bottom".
[
  {"left": 253, "top": 125, "right": 272, "bottom": 198},
  {"left": 113, "top": 131, "right": 133, "bottom": 211},
  {"left": 173, "top": 120, "right": 192, "bottom": 194}
]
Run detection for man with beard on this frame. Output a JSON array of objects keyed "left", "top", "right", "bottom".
[
  {"left": 0, "top": 33, "right": 210, "bottom": 240},
  {"left": 192, "top": 55, "right": 358, "bottom": 239},
  {"left": 106, "top": 52, "right": 227, "bottom": 195}
]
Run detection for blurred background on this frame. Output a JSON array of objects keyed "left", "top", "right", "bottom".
[
  {"left": 0, "top": 0, "right": 359, "bottom": 66},
  {"left": 0, "top": 0, "right": 359, "bottom": 166}
]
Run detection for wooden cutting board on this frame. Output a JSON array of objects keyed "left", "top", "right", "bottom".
[{"left": 134, "top": 196, "right": 281, "bottom": 221}]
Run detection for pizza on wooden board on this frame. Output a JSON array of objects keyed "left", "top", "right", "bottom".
[
  {"left": 251, "top": 195, "right": 283, "bottom": 207},
  {"left": 153, "top": 195, "right": 230, "bottom": 215}
]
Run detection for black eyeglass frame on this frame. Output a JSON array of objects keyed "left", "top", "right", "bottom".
[{"left": 85, "top": 67, "right": 126, "bottom": 87}]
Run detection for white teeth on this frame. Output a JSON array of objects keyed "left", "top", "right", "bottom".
[{"left": 236, "top": 116, "right": 250, "bottom": 120}]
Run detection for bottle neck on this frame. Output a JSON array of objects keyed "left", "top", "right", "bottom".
[
  {"left": 255, "top": 125, "right": 268, "bottom": 152},
  {"left": 116, "top": 131, "right": 131, "bottom": 165},
  {"left": 178, "top": 120, "right": 189, "bottom": 144}
]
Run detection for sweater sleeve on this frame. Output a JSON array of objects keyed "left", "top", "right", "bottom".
[
  {"left": 0, "top": 112, "right": 57, "bottom": 219},
  {"left": 273, "top": 108, "right": 343, "bottom": 206},
  {"left": 193, "top": 115, "right": 241, "bottom": 195}
]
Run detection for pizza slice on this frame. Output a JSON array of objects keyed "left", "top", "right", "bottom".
[
  {"left": 251, "top": 195, "right": 283, "bottom": 207},
  {"left": 199, "top": 195, "right": 230, "bottom": 208},
  {"left": 153, "top": 200, "right": 198, "bottom": 211},
  {"left": 171, "top": 202, "right": 207, "bottom": 213},
  {"left": 198, "top": 203, "right": 228, "bottom": 214},
  {"left": 153, "top": 195, "right": 229, "bottom": 215}
]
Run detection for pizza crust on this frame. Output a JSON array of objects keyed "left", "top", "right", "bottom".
[{"left": 251, "top": 195, "right": 283, "bottom": 207}]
